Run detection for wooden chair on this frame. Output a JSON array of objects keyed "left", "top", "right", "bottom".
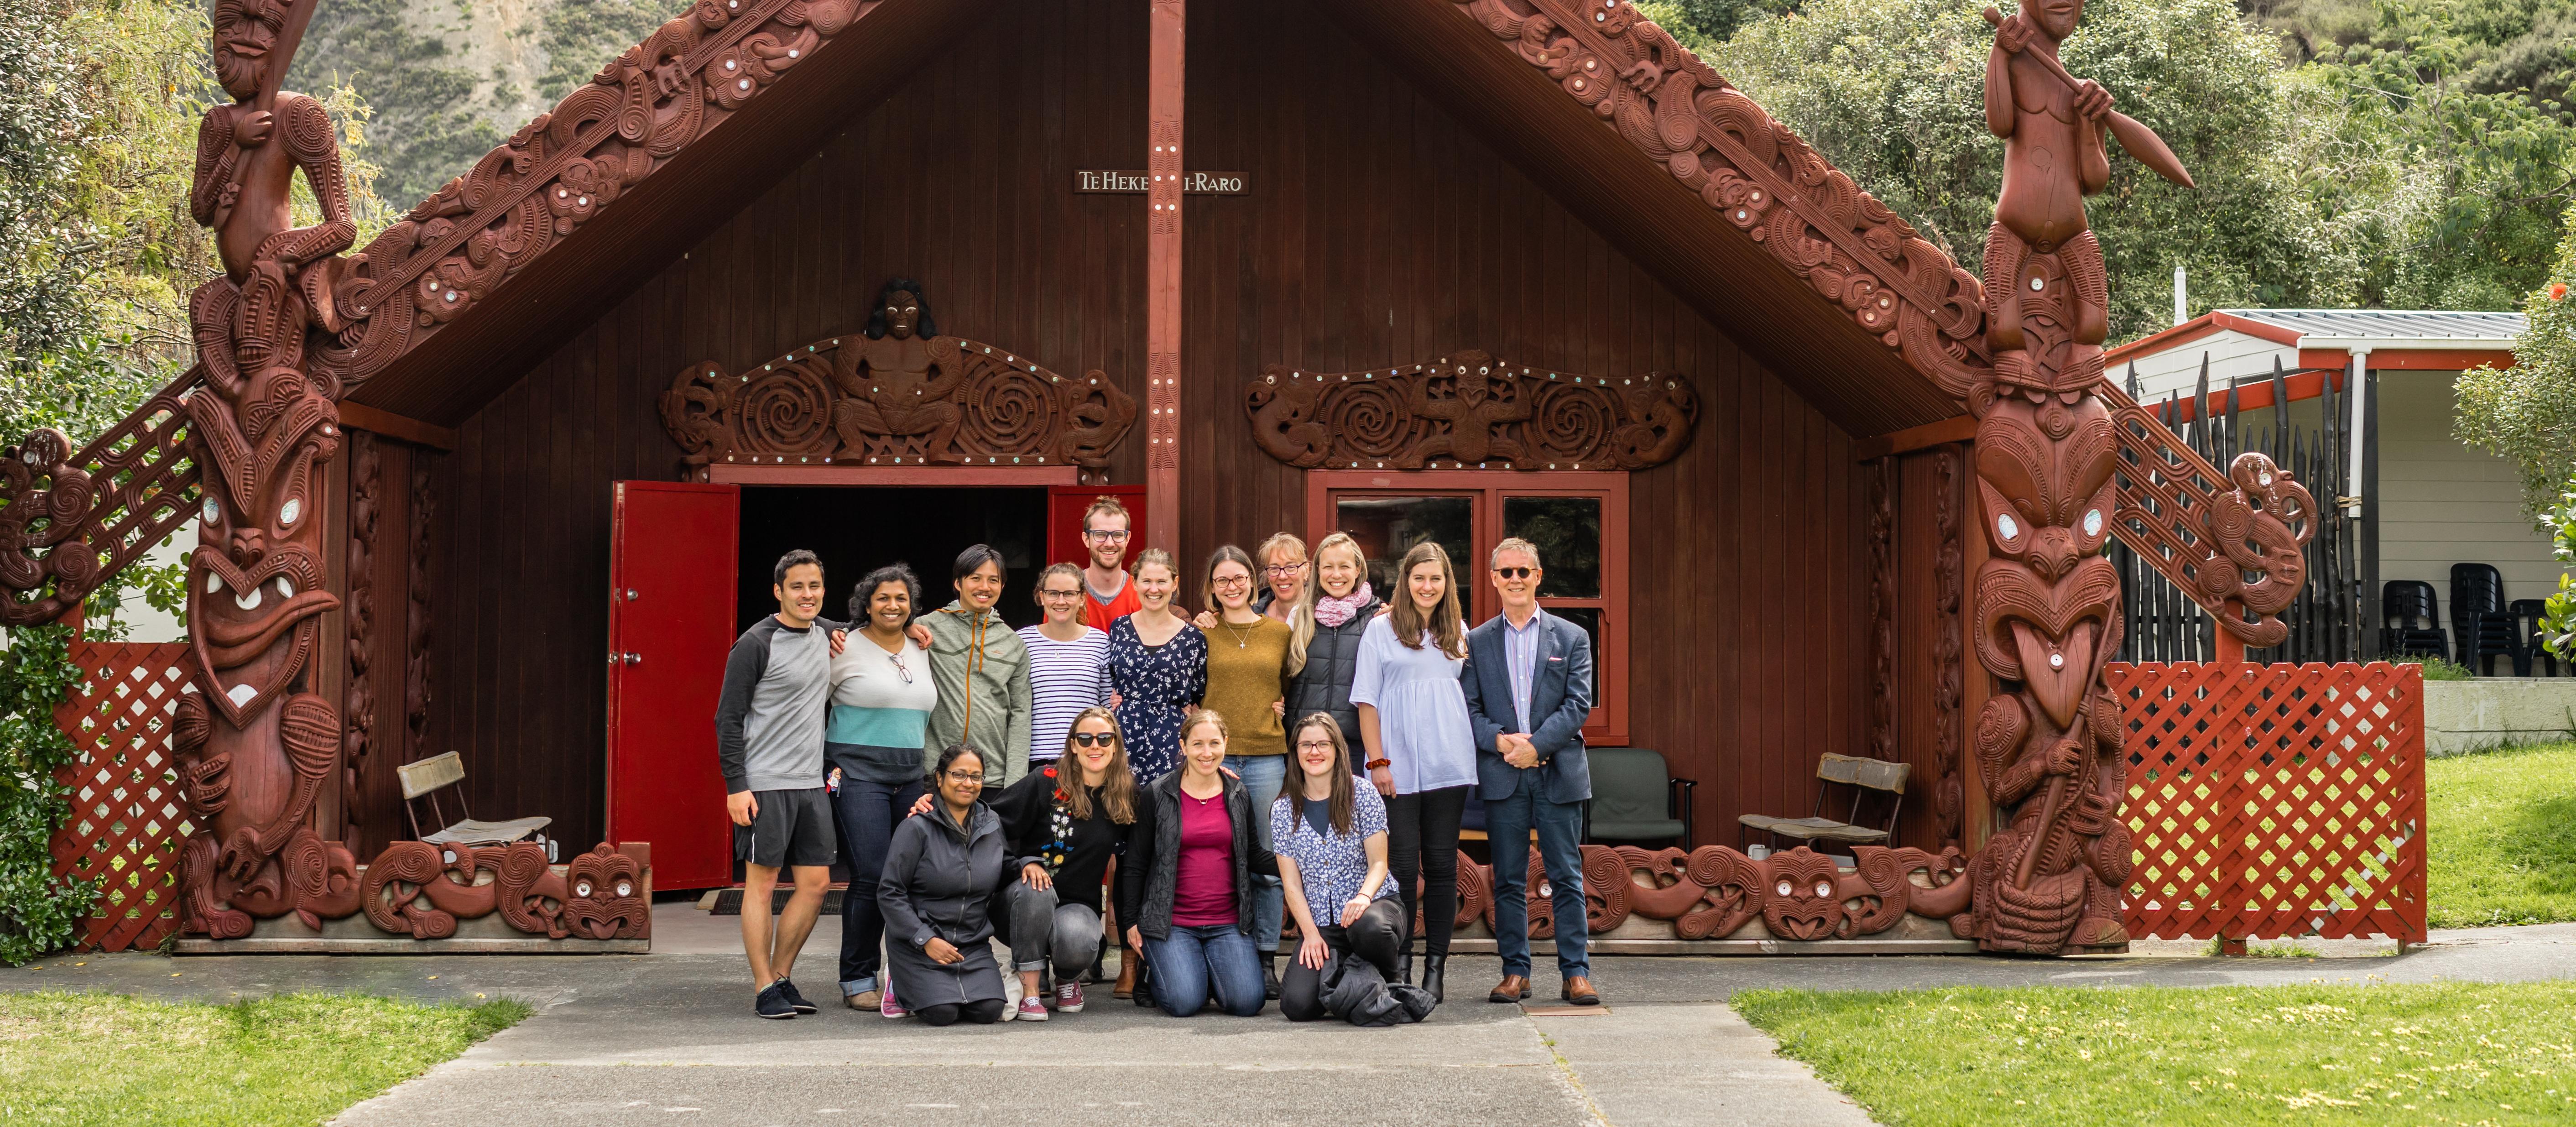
[
  {"left": 1580, "top": 747, "right": 1697, "bottom": 849},
  {"left": 398, "top": 751, "right": 553, "bottom": 856},
  {"left": 1737, "top": 753, "right": 1907, "bottom": 854}
]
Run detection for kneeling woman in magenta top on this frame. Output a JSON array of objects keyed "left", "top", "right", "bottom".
[{"left": 1116, "top": 709, "right": 1277, "bottom": 1017}]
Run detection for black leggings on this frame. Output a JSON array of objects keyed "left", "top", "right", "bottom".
[
  {"left": 1386, "top": 785, "right": 1469, "bottom": 958},
  {"left": 915, "top": 998, "right": 1006, "bottom": 1027},
  {"left": 1281, "top": 898, "right": 1406, "bottom": 1022}
]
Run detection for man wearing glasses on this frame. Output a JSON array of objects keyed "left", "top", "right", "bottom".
[
  {"left": 1460, "top": 537, "right": 1601, "bottom": 1007},
  {"left": 1076, "top": 495, "right": 1142, "bottom": 631}
]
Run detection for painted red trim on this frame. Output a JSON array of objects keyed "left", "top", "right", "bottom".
[
  {"left": 1304, "top": 469, "right": 1630, "bottom": 746},
  {"left": 707, "top": 464, "right": 1079, "bottom": 486},
  {"left": 1143, "top": 0, "right": 1184, "bottom": 555},
  {"left": 2106, "top": 311, "right": 2305, "bottom": 368}
]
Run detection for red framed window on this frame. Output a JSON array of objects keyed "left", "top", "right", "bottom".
[{"left": 1305, "top": 470, "right": 1628, "bottom": 746}]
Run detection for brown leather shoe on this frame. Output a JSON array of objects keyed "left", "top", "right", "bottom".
[
  {"left": 1488, "top": 974, "right": 1531, "bottom": 1003},
  {"left": 1561, "top": 976, "right": 1601, "bottom": 1006},
  {"left": 1113, "top": 944, "right": 1140, "bottom": 999}
]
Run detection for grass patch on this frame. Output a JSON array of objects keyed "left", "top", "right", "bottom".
[
  {"left": 0, "top": 991, "right": 531, "bottom": 1126},
  {"left": 2414, "top": 657, "right": 2478, "bottom": 682},
  {"left": 2427, "top": 740, "right": 2576, "bottom": 929},
  {"left": 1739, "top": 981, "right": 2576, "bottom": 1126}
]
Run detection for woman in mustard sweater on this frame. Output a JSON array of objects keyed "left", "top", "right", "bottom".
[{"left": 1196, "top": 544, "right": 1294, "bottom": 997}]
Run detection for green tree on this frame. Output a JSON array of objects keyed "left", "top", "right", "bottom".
[
  {"left": 1710, "top": 0, "right": 2356, "bottom": 343},
  {"left": 2456, "top": 214, "right": 2576, "bottom": 513}
]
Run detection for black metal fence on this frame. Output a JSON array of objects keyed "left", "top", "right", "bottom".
[{"left": 2112, "top": 360, "right": 2375, "bottom": 664}]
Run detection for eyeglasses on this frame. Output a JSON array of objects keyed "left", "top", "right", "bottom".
[
  {"left": 1294, "top": 740, "right": 1336, "bottom": 752},
  {"left": 1262, "top": 564, "right": 1307, "bottom": 578},
  {"left": 942, "top": 770, "right": 985, "bottom": 783},
  {"left": 887, "top": 652, "right": 913, "bottom": 684},
  {"left": 1040, "top": 588, "right": 1084, "bottom": 600},
  {"left": 1085, "top": 529, "right": 1132, "bottom": 542},
  {"left": 1069, "top": 732, "right": 1116, "bottom": 747},
  {"left": 1492, "top": 567, "right": 1535, "bottom": 579},
  {"left": 1211, "top": 576, "right": 1251, "bottom": 589}
]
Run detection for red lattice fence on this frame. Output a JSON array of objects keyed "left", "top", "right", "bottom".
[
  {"left": 47, "top": 641, "right": 193, "bottom": 952},
  {"left": 2110, "top": 662, "right": 2426, "bottom": 943}
]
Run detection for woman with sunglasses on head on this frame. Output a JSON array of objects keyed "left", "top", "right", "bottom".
[
  {"left": 1018, "top": 563, "right": 1112, "bottom": 773},
  {"left": 1193, "top": 545, "right": 1296, "bottom": 997},
  {"left": 1104, "top": 548, "right": 1205, "bottom": 784},
  {"left": 1272, "top": 713, "right": 1404, "bottom": 1022},
  {"left": 1348, "top": 541, "right": 1478, "bottom": 1002},
  {"left": 824, "top": 564, "right": 939, "bottom": 1015},
  {"left": 979, "top": 706, "right": 1137, "bottom": 1020},
  {"left": 1116, "top": 709, "right": 1277, "bottom": 1017},
  {"left": 878, "top": 744, "right": 1010, "bottom": 1026}
]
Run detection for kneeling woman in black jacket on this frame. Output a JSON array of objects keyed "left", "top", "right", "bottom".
[
  {"left": 879, "top": 744, "right": 1010, "bottom": 1026},
  {"left": 1117, "top": 709, "right": 1278, "bottom": 1017}
]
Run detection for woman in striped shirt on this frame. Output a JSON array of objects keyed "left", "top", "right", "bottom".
[{"left": 1017, "top": 563, "right": 1111, "bottom": 769}]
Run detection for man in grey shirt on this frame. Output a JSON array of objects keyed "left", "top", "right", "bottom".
[{"left": 716, "top": 548, "right": 848, "bottom": 1019}]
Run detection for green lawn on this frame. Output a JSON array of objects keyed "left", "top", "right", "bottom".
[
  {"left": 1738, "top": 982, "right": 2576, "bottom": 1127},
  {"left": 0, "top": 991, "right": 530, "bottom": 1127},
  {"left": 2426, "top": 741, "right": 2576, "bottom": 929}
]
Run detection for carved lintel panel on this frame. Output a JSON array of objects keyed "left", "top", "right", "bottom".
[
  {"left": 1446, "top": 844, "right": 1971, "bottom": 942},
  {"left": 1243, "top": 350, "right": 1698, "bottom": 471},
  {"left": 661, "top": 329, "right": 1137, "bottom": 485}
]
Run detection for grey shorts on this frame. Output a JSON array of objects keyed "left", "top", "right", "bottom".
[{"left": 735, "top": 787, "right": 836, "bottom": 870}]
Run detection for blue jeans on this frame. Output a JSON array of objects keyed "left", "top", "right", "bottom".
[
  {"left": 831, "top": 775, "right": 925, "bottom": 995},
  {"left": 1486, "top": 782, "right": 1590, "bottom": 980},
  {"left": 1145, "top": 924, "right": 1265, "bottom": 1017},
  {"left": 1225, "top": 753, "right": 1287, "bottom": 953}
]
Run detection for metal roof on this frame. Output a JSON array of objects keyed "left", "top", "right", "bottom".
[{"left": 2220, "top": 308, "right": 2525, "bottom": 345}]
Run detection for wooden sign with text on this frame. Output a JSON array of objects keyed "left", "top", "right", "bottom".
[{"left": 1075, "top": 170, "right": 1248, "bottom": 195}]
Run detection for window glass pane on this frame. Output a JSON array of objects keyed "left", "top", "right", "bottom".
[
  {"left": 1503, "top": 496, "right": 1601, "bottom": 598},
  {"left": 1334, "top": 495, "right": 1475, "bottom": 599},
  {"left": 1544, "top": 605, "right": 1601, "bottom": 705}
]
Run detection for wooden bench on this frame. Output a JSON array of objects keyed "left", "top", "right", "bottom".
[{"left": 1736, "top": 752, "right": 1907, "bottom": 853}]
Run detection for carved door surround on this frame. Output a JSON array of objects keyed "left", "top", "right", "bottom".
[
  {"left": 662, "top": 329, "right": 1138, "bottom": 485},
  {"left": 1242, "top": 350, "right": 1699, "bottom": 472}
]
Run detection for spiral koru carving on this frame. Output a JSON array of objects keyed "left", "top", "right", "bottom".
[
  {"left": 1243, "top": 352, "right": 1697, "bottom": 470},
  {"left": 662, "top": 327, "right": 1135, "bottom": 482}
]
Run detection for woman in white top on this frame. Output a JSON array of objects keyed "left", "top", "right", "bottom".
[
  {"left": 827, "top": 564, "right": 940, "bottom": 1013},
  {"left": 1017, "top": 563, "right": 1112, "bottom": 768},
  {"left": 1346, "top": 541, "right": 1477, "bottom": 1001}
]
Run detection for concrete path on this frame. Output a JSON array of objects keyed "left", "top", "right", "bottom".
[{"left": 12, "top": 911, "right": 2574, "bottom": 1126}]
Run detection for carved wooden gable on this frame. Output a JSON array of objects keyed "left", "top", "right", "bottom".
[
  {"left": 662, "top": 333, "right": 1137, "bottom": 482},
  {"left": 1242, "top": 350, "right": 1696, "bottom": 471}
]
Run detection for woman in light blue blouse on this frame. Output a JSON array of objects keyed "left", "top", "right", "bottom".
[
  {"left": 1347, "top": 540, "right": 1476, "bottom": 1002},
  {"left": 1272, "top": 712, "right": 1402, "bottom": 1022}
]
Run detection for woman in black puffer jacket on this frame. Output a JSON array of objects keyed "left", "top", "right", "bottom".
[{"left": 1285, "top": 533, "right": 1382, "bottom": 751}]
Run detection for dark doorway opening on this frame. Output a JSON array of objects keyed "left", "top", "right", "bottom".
[{"left": 735, "top": 486, "right": 1048, "bottom": 632}]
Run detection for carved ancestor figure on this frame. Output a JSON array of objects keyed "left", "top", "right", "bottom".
[
  {"left": 830, "top": 279, "right": 969, "bottom": 461},
  {"left": 1953, "top": 0, "right": 2193, "bottom": 954},
  {"left": 175, "top": 0, "right": 360, "bottom": 938}
]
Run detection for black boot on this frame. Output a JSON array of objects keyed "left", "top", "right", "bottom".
[
  {"left": 1395, "top": 950, "right": 1413, "bottom": 986},
  {"left": 1421, "top": 955, "right": 1446, "bottom": 1003},
  {"left": 1262, "top": 951, "right": 1282, "bottom": 1000}
]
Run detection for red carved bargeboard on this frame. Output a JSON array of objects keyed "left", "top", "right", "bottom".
[
  {"left": 1241, "top": 351, "right": 1699, "bottom": 471},
  {"left": 2112, "top": 662, "right": 2427, "bottom": 943}
]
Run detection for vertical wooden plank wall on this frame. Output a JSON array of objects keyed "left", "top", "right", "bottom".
[
  {"left": 424, "top": 1, "right": 1148, "bottom": 848},
  {"left": 1179, "top": 6, "right": 1872, "bottom": 843}
]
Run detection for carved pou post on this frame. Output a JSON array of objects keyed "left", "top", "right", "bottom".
[
  {"left": 1951, "top": 0, "right": 2190, "bottom": 955},
  {"left": 174, "top": 0, "right": 364, "bottom": 937}
]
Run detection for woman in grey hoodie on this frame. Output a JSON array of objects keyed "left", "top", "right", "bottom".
[{"left": 877, "top": 744, "right": 1015, "bottom": 1026}]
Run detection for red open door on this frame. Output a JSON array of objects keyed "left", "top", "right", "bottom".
[
  {"left": 1049, "top": 485, "right": 1147, "bottom": 569},
  {"left": 606, "top": 481, "right": 740, "bottom": 890}
]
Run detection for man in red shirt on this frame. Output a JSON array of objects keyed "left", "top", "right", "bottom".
[{"left": 1078, "top": 496, "right": 1142, "bottom": 630}]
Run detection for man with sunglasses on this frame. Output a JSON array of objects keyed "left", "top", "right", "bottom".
[
  {"left": 1076, "top": 495, "right": 1142, "bottom": 631},
  {"left": 1460, "top": 537, "right": 1601, "bottom": 1007}
]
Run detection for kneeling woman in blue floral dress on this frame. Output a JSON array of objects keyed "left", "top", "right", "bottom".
[{"left": 1272, "top": 712, "right": 1403, "bottom": 1021}]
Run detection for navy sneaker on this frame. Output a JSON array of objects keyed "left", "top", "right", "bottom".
[
  {"left": 775, "top": 977, "right": 819, "bottom": 1015},
  {"left": 755, "top": 981, "right": 796, "bottom": 1020}
]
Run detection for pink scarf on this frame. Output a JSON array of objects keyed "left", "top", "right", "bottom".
[{"left": 1313, "top": 581, "right": 1373, "bottom": 628}]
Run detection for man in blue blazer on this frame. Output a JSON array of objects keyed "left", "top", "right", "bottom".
[{"left": 1460, "top": 537, "right": 1599, "bottom": 1006}]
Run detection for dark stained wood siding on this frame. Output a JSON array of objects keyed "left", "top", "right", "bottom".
[
  {"left": 1179, "top": 6, "right": 1870, "bottom": 845},
  {"left": 423, "top": 1, "right": 1147, "bottom": 848}
]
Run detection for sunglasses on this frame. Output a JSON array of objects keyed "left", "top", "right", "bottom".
[
  {"left": 1069, "top": 731, "right": 1116, "bottom": 748},
  {"left": 1492, "top": 567, "right": 1535, "bottom": 579}
]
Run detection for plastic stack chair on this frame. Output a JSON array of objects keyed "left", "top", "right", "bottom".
[
  {"left": 2451, "top": 564, "right": 2522, "bottom": 676},
  {"left": 2378, "top": 580, "right": 2449, "bottom": 661}
]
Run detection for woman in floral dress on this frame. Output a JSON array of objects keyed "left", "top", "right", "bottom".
[{"left": 1106, "top": 548, "right": 1205, "bottom": 783}]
